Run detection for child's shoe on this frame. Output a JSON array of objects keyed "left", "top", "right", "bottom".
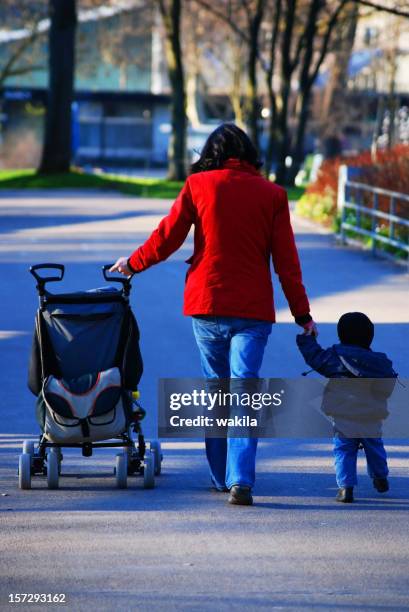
[
  {"left": 336, "top": 487, "right": 354, "bottom": 503},
  {"left": 373, "top": 477, "right": 389, "bottom": 493}
]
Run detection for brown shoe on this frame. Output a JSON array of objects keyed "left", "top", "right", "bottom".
[
  {"left": 228, "top": 485, "right": 253, "bottom": 506},
  {"left": 336, "top": 487, "right": 354, "bottom": 503}
]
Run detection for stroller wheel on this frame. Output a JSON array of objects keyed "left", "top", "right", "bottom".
[
  {"left": 22, "top": 440, "right": 35, "bottom": 457},
  {"left": 143, "top": 450, "right": 155, "bottom": 489},
  {"left": 18, "top": 453, "right": 31, "bottom": 490},
  {"left": 47, "top": 449, "right": 59, "bottom": 490},
  {"left": 53, "top": 448, "right": 63, "bottom": 475},
  {"left": 115, "top": 453, "right": 128, "bottom": 489},
  {"left": 150, "top": 440, "right": 163, "bottom": 476}
]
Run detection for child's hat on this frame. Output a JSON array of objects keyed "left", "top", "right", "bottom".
[{"left": 337, "top": 312, "right": 374, "bottom": 348}]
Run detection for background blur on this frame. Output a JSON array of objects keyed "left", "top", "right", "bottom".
[
  {"left": 0, "top": 0, "right": 408, "bottom": 257},
  {"left": 1, "top": 2, "right": 408, "bottom": 169}
]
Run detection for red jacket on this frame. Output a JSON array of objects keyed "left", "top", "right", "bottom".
[{"left": 128, "top": 158, "right": 310, "bottom": 322}]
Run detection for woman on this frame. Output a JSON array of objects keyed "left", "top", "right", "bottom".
[{"left": 111, "top": 123, "right": 316, "bottom": 505}]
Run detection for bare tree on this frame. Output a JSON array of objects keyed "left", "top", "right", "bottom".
[
  {"left": 0, "top": 2, "right": 47, "bottom": 86},
  {"left": 320, "top": 2, "right": 359, "bottom": 157},
  {"left": 284, "top": 0, "right": 349, "bottom": 185},
  {"left": 262, "top": 0, "right": 348, "bottom": 185},
  {"left": 182, "top": 3, "right": 247, "bottom": 127},
  {"left": 354, "top": 0, "right": 409, "bottom": 19},
  {"left": 195, "top": 0, "right": 266, "bottom": 150},
  {"left": 84, "top": 5, "right": 153, "bottom": 89}
]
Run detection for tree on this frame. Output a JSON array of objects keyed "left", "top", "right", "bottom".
[
  {"left": 195, "top": 0, "right": 266, "bottom": 151},
  {"left": 354, "top": 0, "right": 409, "bottom": 19},
  {"left": 82, "top": 4, "right": 154, "bottom": 89},
  {"left": 262, "top": 0, "right": 348, "bottom": 185},
  {"left": 263, "top": 0, "right": 282, "bottom": 178},
  {"left": 156, "top": 0, "right": 187, "bottom": 180},
  {"left": 184, "top": 4, "right": 247, "bottom": 128},
  {"left": 38, "top": 0, "right": 77, "bottom": 174},
  {"left": 284, "top": 0, "right": 349, "bottom": 185},
  {"left": 0, "top": 2, "right": 46, "bottom": 87},
  {"left": 241, "top": 0, "right": 266, "bottom": 148},
  {"left": 320, "top": 2, "right": 359, "bottom": 158}
]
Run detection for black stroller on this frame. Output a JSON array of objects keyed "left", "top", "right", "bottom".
[{"left": 18, "top": 263, "right": 162, "bottom": 490}]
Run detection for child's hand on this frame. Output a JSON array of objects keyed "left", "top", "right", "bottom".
[{"left": 303, "top": 320, "right": 318, "bottom": 336}]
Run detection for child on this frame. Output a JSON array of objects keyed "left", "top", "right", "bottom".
[{"left": 296, "top": 312, "right": 397, "bottom": 503}]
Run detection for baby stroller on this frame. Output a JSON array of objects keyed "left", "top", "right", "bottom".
[{"left": 18, "top": 263, "right": 162, "bottom": 490}]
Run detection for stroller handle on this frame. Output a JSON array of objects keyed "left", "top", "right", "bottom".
[
  {"left": 102, "top": 264, "right": 132, "bottom": 296},
  {"left": 30, "top": 263, "right": 65, "bottom": 294}
]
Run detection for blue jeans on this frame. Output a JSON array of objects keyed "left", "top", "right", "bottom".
[
  {"left": 333, "top": 436, "right": 389, "bottom": 488},
  {"left": 192, "top": 316, "right": 272, "bottom": 490}
]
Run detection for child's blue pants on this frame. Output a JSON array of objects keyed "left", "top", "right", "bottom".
[{"left": 333, "top": 436, "right": 389, "bottom": 488}]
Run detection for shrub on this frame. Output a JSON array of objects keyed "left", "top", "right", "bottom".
[{"left": 296, "top": 144, "right": 409, "bottom": 225}]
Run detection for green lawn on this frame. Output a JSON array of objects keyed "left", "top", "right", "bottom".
[
  {"left": 0, "top": 168, "right": 304, "bottom": 200},
  {"left": 0, "top": 168, "right": 184, "bottom": 199}
]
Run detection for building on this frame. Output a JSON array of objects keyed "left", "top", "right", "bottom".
[{"left": 0, "top": 4, "right": 174, "bottom": 169}]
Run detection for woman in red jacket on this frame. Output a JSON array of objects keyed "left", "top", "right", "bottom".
[{"left": 111, "top": 124, "right": 316, "bottom": 505}]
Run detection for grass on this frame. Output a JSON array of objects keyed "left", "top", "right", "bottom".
[
  {"left": 0, "top": 168, "right": 305, "bottom": 201},
  {"left": 0, "top": 168, "right": 184, "bottom": 199}
]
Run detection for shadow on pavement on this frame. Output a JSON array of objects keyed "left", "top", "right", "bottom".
[{"left": 1, "top": 443, "right": 408, "bottom": 513}]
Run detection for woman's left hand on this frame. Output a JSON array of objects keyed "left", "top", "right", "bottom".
[
  {"left": 109, "top": 257, "right": 133, "bottom": 277},
  {"left": 303, "top": 320, "right": 318, "bottom": 337}
]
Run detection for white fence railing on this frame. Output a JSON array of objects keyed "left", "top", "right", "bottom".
[{"left": 337, "top": 165, "right": 409, "bottom": 259}]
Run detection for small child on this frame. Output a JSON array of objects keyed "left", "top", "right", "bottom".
[{"left": 296, "top": 312, "right": 397, "bottom": 503}]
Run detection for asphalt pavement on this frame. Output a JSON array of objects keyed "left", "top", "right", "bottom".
[{"left": 0, "top": 190, "right": 408, "bottom": 611}]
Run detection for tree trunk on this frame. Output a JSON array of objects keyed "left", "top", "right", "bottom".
[
  {"left": 285, "top": 0, "right": 320, "bottom": 186},
  {"left": 231, "top": 62, "right": 245, "bottom": 128},
  {"left": 273, "top": 0, "right": 297, "bottom": 186},
  {"left": 246, "top": 51, "right": 259, "bottom": 148},
  {"left": 264, "top": 86, "right": 276, "bottom": 178},
  {"left": 274, "top": 78, "right": 291, "bottom": 185},
  {"left": 286, "top": 0, "right": 349, "bottom": 185},
  {"left": 286, "top": 86, "right": 311, "bottom": 186},
  {"left": 159, "top": 0, "right": 187, "bottom": 181},
  {"left": 38, "top": 0, "right": 77, "bottom": 174},
  {"left": 186, "top": 72, "right": 201, "bottom": 128},
  {"left": 320, "top": 3, "right": 359, "bottom": 155},
  {"left": 264, "top": 0, "right": 281, "bottom": 178},
  {"left": 244, "top": 0, "right": 265, "bottom": 151}
]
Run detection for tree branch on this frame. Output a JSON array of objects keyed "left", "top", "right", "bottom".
[
  {"left": 239, "top": 0, "right": 252, "bottom": 27},
  {"left": 307, "top": 0, "right": 349, "bottom": 88},
  {"left": 194, "top": 0, "right": 269, "bottom": 72},
  {"left": 0, "top": 64, "right": 44, "bottom": 83},
  {"left": 0, "top": 26, "right": 40, "bottom": 85},
  {"left": 194, "top": 0, "right": 249, "bottom": 42},
  {"left": 282, "top": 0, "right": 298, "bottom": 75},
  {"left": 354, "top": 0, "right": 409, "bottom": 19}
]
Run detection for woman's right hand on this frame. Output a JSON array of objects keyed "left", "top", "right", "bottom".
[{"left": 109, "top": 257, "right": 133, "bottom": 277}]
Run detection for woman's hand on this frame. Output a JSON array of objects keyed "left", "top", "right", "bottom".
[
  {"left": 109, "top": 257, "right": 133, "bottom": 277},
  {"left": 303, "top": 320, "right": 318, "bottom": 337}
]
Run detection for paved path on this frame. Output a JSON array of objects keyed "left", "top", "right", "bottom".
[{"left": 0, "top": 191, "right": 408, "bottom": 611}]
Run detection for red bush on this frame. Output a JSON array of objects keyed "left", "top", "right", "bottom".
[{"left": 306, "top": 145, "right": 409, "bottom": 218}]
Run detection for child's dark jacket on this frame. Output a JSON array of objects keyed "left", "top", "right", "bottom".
[{"left": 296, "top": 335, "right": 397, "bottom": 436}]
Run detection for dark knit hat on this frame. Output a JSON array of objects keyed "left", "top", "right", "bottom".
[{"left": 337, "top": 312, "right": 374, "bottom": 348}]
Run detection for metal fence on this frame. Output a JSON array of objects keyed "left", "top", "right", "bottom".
[
  {"left": 75, "top": 116, "right": 153, "bottom": 162},
  {"left": 337, "top": 165, "right": 409, "bottom": 260}
]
